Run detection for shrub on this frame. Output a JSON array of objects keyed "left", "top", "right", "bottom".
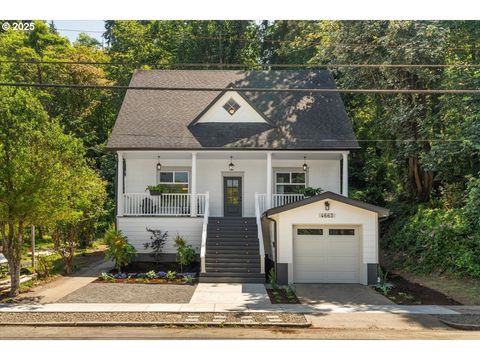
[
  {"left": 267, "top": 268, "right": 277, "bottom": 290},
  {"left": 383, "top": 202, "right": 480, "bottom": 277},
  {"left": 99, "top": 272, "right": 114, "bottom": 281},
  {"left": 36, "top": 255, "right": 55, "bottom": 278},
  {"left": 143, "top": 228, "right": 168, "bottom": 269},
  {"left": 156, "top": 271, "right": 167, "bottom": 278},
  {"left": 375, "top": 267, "right": 393, "bottom": 295},
  {"left": 166, "top": 270, "right": 177, "bottom": 281},
  {"left": 103, "top": 226, "right": 137, "bottom": 272},
  {"left": 145, "top": 270, "right": 157, "bottom": 279},
  {"left": 174, "top": 234, "right": 196, "bottom": 272},
  {"left": 300, "top": 187, "right": 323, "bottom": 197},
  {"left": 183, "top": 274, "right": 195, "bottom": 284}
]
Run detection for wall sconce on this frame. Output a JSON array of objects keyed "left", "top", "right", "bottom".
[
  {"left": 156, "top": 156, "right": 162, "bottom": 171},
  {"left": 228, "top": 156, "right": 235, "bottom": 171},
  {"left": 302, "top": 156, "right": 308, "bottom": 172},
  {"left": 325, "top": 201, "right": 330, "bottom": 211}
]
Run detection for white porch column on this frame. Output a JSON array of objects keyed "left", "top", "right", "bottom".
[
  {"left": 266, "top": 152, "right": 273, "bottom": 209},
  {"left": 117, "top": 151, "right": 124, "bottom": 216},
  {"left": 342, "top": 153, "right": 348, "bottom": 197},
  {"left": 190, "top": 152, "right": 197, "bottom": 217}
]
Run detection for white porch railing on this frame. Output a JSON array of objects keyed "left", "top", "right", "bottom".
[
  {"left": 200, "top": 192, "right": 210, "bottom": 273},
  {"left": 272, "top": 193, "right": 305, "bottom": 208},
  {"left": 257, "top": 193, "right": 267, "bottom": 215},
  {"left": 254, "top": 193, "right": 266, "bottom": 274},
  {"left": 123, "top": 193, "right": 207, "bottom": 216}
]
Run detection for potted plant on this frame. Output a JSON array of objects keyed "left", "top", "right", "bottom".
[
  {"left": 146, "top": 184, "right": 167, "bottom": 196},
  {"left": 300, "top": 187, "right": 323, "bottom": 197}
]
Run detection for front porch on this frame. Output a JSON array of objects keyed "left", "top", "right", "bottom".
[{"left": 116, "top": 150, "right": 349, "bottom": 218}]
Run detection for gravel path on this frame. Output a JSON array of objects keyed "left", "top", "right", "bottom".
[
  {"left": 56, "top": 283, "right": 197, "bottom": 304},
  {"left": 0, "top": 311, "right": 308, "bottom": 326}
]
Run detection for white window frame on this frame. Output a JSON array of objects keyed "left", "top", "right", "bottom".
[
  {"left": 157, "top": 169, "right": 190, "bottom": 193},
  {"left": 274, "top": 170, "right": 306, "bottom": 194}
]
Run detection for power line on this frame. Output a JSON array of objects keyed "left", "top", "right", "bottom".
[
  {"left": 0, "top": 82, "right": 478, "bottom": 94},
  {"left": 53, "top": 27, "right": 480, "bottom": 52},
  {"left": 1, "top": 59, "right": 479, "bottom": 69}
]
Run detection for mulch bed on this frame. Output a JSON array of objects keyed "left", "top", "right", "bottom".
[
  {"left": 94, "top": 278, "right": 197, "bottom": 285},
  {"left": 98, "top": 261, "right": 200, "bottom": 285},
  {"left": 377, "top": 273, "right": 462, "bottom": 305},
  {"left": 267, "top": 288, "right": 300, "bottom": 304},
  {"left": 0, "top": 311, "right": 309, "bottom": 327}
]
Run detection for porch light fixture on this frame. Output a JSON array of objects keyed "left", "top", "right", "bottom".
[
  {"left": 325, "top": 201, "right": 330, "bottom": 211},
  {"left": 156, "top": 156, "right": 162, "bottom": 171},
  {"left": 302, "top": 156, "right": 308, "bottom": 172},
  {"left": 228, "top": 156, "right": 235, "bottom": 171}
]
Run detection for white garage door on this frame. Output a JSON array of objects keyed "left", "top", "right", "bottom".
[{"left": 293, "top": 226, "right": 360, "bottom": 283}]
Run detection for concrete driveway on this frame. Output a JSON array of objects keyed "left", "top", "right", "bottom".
[{"left": 295, "top": 284, "right": 394, "bottom": 305}]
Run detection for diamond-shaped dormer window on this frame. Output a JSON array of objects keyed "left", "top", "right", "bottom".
[{"left": 223, "top": 98, "right": 241, "bottom": 116}]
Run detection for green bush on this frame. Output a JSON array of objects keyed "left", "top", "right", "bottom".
[
  {"left": 383, "top": 201, "right": 480, "bottom": 277},
  {"left": 103, "top": 226, "right": 137, "bottom": 272},
  {"left": 174, "top": 234, "right": 195, "bottom": 272},
  {"left": 166, "top": 270, "right": 177, "bottom": 281}
]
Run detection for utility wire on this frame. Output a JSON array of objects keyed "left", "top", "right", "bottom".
[
  {"left": 1, "top": 59, "right": 479, "bottom": 69},
  {"left": 0, "top": 82, "right": 478, "bottom": 94},
  {"left": 53, "top": 27, "right": 480, "bottom": 52}
]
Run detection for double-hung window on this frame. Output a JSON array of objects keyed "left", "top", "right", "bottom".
[
  {"left": 158, "top": 171, "right": 189, "bottom": 193},
  {"left": 275, "top": 171, "right": 306, "bottom": 194}
]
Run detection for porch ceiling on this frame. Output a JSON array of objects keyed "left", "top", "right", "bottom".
[{"left": 121, "top": 150, "right": 346, "bottom": 160}]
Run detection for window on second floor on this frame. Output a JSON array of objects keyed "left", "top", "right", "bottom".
[
  {"left": 275, "top": 171, "right": 306, "bottom": 194},
  {"left": 158, "top": 171, "right": 189, "bottom": 193}
]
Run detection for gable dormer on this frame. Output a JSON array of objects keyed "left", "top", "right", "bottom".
[{"left": 193, "top": 90, "right": 270, "bottom": 125}]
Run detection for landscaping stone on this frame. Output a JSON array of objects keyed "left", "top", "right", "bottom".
[{"left": 0, "top": 311, "right": 310, "bottom": 327}]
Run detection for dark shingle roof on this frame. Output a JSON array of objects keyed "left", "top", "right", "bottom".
[
  {"left": 264, "top": 191, "right": 390, "bottom": 218},
  {"left": 106, "top": 70, "right": 359, "bottom": 150}
]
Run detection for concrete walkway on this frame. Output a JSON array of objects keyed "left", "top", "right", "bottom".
[
  {"left": 0, "top": 302, "right": 462, "bottom": 314},
  {"left": 17, "top": 259, "right": 113, "bottom": 304},
  {"left": 189, "top": 283, "right": 271, "bottom": 309}
]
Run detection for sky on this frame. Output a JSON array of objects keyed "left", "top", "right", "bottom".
[{"left": 50, "top": 20, "right": 106, "bottom": 44}]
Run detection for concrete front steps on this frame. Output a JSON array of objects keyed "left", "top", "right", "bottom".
[{"left": 200, "top": 217, "right": 265, "bottom": 283}]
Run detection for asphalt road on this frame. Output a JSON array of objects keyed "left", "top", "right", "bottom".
[{"left": 0, "top": 324, "right": 478, "bottom": 340}]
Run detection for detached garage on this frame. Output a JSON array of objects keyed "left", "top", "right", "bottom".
[{"left": 263, "top": 192, "right": 389, "bottom": 285}]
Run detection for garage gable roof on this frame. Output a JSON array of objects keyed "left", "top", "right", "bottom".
[{"left": 264, "top": 191, "right": 390, "bottom": 218}]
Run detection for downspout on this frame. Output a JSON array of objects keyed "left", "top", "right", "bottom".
[{"left": 264, "top": 213, "right": 278, "bottom": 282}]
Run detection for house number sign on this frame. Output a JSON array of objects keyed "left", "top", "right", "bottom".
[{"left": 319, "top": 213, "right": 335, "bottom": 218}]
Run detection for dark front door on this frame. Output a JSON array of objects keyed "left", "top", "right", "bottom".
[{"left": 223, "top": 177, "right": 242, "bottom": 217}]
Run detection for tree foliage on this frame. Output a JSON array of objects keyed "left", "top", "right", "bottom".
[{"left": 0, "top": 87, "right": 105, "bottom": 294}]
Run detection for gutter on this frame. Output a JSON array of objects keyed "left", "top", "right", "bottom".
[{"left": 264, "top": 213, "right": 278, "bottom": 282}]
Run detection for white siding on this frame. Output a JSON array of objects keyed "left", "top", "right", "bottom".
[
  {"left": 118, "top": 217, "right": 203, "bottom": 253},
  {"left": 271, "top": 198, "right": 378, "bottom": 285},
  {"left": 197, "top": 159, "right": 266, "bottom": 217},
  {"left": 272, "top": 159, "right": 340, "bottom": 194},
  {"left": 125, "top": 158, "right": 192, "bottom": 193},
  {"left": 196, "top": 91, "right": 268, "bottom": 124}
]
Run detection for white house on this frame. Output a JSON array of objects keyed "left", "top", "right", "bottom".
[{"left": 107, "top": 70, "right": 389, "bottom": 285}]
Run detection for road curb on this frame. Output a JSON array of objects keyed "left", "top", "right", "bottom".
[{"left": 439, "top": 319, "right": 480, "bottom": 331}]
